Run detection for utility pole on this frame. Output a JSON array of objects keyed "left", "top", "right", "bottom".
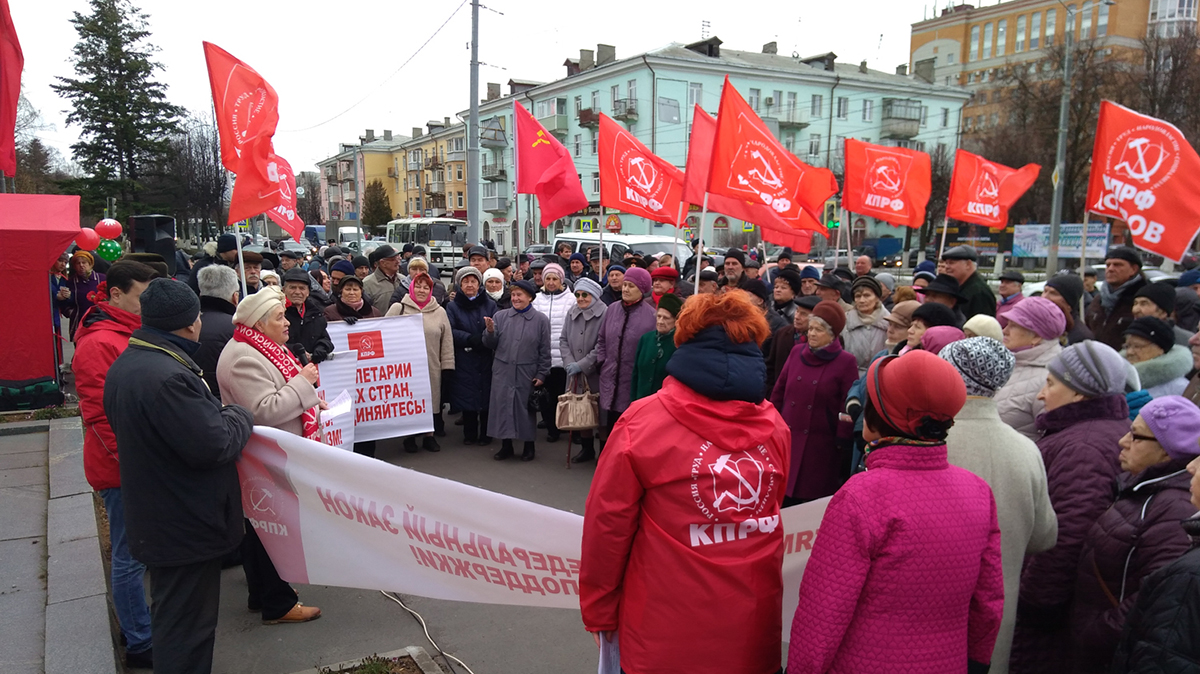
[
  {"left": 1046, "top": 7, "right": 1072, "bottom": 275},
  {"left": 467, "top": 0, "right": 481, "bottom": 244}
]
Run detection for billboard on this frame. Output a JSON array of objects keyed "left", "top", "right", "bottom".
[{"left": 1012, "top": 223, "right": 1111, "bottom": 258}]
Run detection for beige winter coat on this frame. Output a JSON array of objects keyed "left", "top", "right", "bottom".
[
  {"left": 995, "top": 339, "right": 1063, "bottom": 441},
  {"left": 386, "top": 295, "right": 455, "bottom": 409},
  {"left": 946, "top": 397, "right": 1059, "bottom": 674},
  {"left": 216, "top": 339, "right": 321, "bottom": 436}
]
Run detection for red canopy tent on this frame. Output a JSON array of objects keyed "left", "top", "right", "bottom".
[{"left": 0, "top": 194, "right": 80, "bottom": 409}]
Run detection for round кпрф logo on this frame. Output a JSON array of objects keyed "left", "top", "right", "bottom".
[{"left": 1106, "top": 125, "right": 1181, "bottom": 190}]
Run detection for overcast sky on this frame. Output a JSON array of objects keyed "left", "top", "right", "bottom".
[{"left": 12, "top": 0, "right": 987, "bottom": 173}]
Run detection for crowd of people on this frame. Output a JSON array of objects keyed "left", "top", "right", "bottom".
[{"left": 50, "top": 230, "right": 1200, "bottom": 673}]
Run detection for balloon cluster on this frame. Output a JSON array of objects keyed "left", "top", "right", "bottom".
[{"left": 75, "top": 218, "right": 124, "bottom": 258}]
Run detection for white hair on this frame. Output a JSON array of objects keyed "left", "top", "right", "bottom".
[
  {"left": 198, "top": 264, "right": 238, "bottom": 299},
  {"left": 809, "top": 315, "right": 832, "bottom": 334}
]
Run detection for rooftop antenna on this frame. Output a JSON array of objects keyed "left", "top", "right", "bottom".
[{"left": 701, "top": 19, "right": 711, "bottom": 39}]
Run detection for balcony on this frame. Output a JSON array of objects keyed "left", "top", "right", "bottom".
[
  {"left": 764, "top": 105, "right": 808, "bottom": 129},
  {"left": 612, "top": 98, "right": 638, "bottom": 122},
  {"left": 325, "top": 173, "right": 338, "bottom": 184},
  {"left": 406, "top": 160, "right": 422, "bottom": 172},
  {"left": 480, "top": 123, "right": 508, "bottom": 148},
  {"left": 482, "top": 162, "right": 507, "bottom": 181},
  {"left": 425, "top": 180, "right": 446, "bottom": 195},
  {"left": 425, "top": 155, "right": 444, "bottom": 170},
  {"left": 387, "top": 167, "right": 397, "bottom": 177},
  {"left": 577, "top": 108, "right": 601, "bottom": 129},
  {"left": 427, "top": 194, "right": 446, "bottom": 209},
  {"left": 447, "top": 149, "right": 466, "bottom": 163},
  {"left": 881, "top": 98, "right": 923, "bottom": 140},
  {"left": 483, "top": 195, "right": 510, "bottom": 212},
  {"left": 537, "top": 113, "right": 570, "bottom": 137}
]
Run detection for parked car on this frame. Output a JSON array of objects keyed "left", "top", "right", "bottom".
[
  {"left": 279, "top": 240, "right": 314, "bottom": 261},
  {"left": 821, "top": 248, "right": 855, "bottom": 269},
  {"left": 1024, "top": 269, "right": 1179, "bottom": 296}
]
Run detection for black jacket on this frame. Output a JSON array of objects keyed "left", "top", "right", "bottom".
[
  {"left": 285, "top": 298, "right": 334, "bottom": 364},
  {"left": 1112, "top": 515, "right": 1200, "bottom": 673},
  {"left": 196, "top": 295, "right": 236, "bottom": 398},
  {"left": 188, "top": 254, "right": 232, "bottom": 294},
  {"left": 600, "top": 285, "right": 622, "bottom": 306},
  {"left": 103, "top": 328, "right": 254, "bottom": 566}
]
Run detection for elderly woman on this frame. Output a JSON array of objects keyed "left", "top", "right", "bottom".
[
  {"left": 995, "top": 297, "right": 1067, "bottom": 441},
  {"left": 445, "top": 266, "right": 498, "bottom": 446},
  {"left": 771, "top": 300, "right": 860, "bottom": 504},
  {"left": 532, "top": 263, "right": 575, "bottom": 443},
  {"left": 1011, "top": 341, "right": 1130, "bottom": 673},
  {"left": 631, "top": 293, "right": 682, "bottom": 401},
  {"left": 388, "top": 257, "right": 448, "bottom": 309},
  {"left": 843, "top": 276, "right": 890, "bottom": 375},
  {"left": 483, "top": 267, "right": 510, "bottom": 309},
  {"left": 260, "top": 270, "right": 280, "bottom": 288},
  {"left": 323, "top": 274, "right": 381, "bottom": 324},
  {"left": 581, "top": 291, "right": 790, "bottom": 674},
  {"left": 595, "top": 267, "right": 657, "bottom": 439},
  {"left": 561, "top": 277, "right": 607, "bottom": 463},
  {"left": 788, "top": 350, "right": 1004, "bottom": 673},
  {"left": 386, "top": 272, "right": 454, "bottom": 453},
  {"left": 1068, "top": 396, "right": 1200, "bottom": 672},
  {"left": 64, "top": 250, "right": 106, "bottom": 340},
  {"left": 484, "top": 280, "right": 551, "bottom": 462},
  {"left": 903, "top": 302, "right": 959, "bottom": 354},
  {"left": 1124, "top": 316, "right": 1192, "bottom": 398},
  {"left": 215, "top": 286, "right": 322, "bottom": 625},
  {"left": 920, "top": 325, "right": 965, "bottom": 356},
  {"left": 964, "top": 314, "right": 1004, "bottom": 342}
]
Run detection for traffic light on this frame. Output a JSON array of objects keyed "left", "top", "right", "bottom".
[{"left": 824, "top": 200, "right": 839, "bottom": 229}]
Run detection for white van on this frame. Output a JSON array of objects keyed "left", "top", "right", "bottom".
[
  {"left": 552, "top": 233, "right": 692, "bottom": 265},
  {"left": 338, "top": 225, "right": 365, "bottom": 245}
]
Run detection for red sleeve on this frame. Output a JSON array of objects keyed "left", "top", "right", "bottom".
[
  {"left": 579, "top": 421, "right": 645, "bottom": 632},
  {"left": 74, "top": 337, "right": 121, "bottom": 457},
  {"left": 968, "top": 491, "right": 1006, "bottom": 664}
]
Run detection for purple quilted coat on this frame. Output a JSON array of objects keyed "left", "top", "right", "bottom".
[
  {"left": 787, "top": 442, "right": 1005, "bottom": 674},
  {"left": 595, "top": 298, "right": 656, "bottom": 413},
  {"left": 1010, "top": 394, "right": 1129, "bottom": 674}
]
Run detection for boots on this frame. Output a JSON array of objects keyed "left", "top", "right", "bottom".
[
  {"left": 422, "top": 436, "right": 440, "bottom": 452},
  {"left": 571, "top": 437, "right": 596, "bottom": 463},
  {"left": 520, "top": 441, "right": 536, "bottom": 462},
  {"left": 403, "top": 437, "right": 419, "bottom": 453},
  {"left": 433, "top": 413, "right": 446, "bottom": 437},
  {"left": 494, "top": 439, "right": 514, "bottom": 460}
]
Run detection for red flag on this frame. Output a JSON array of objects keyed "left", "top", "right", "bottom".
[
  {"left": 1086, "top": 101, "right": 1200, "bottom": 262},
  {"left": 0, "top": 0, "right": 23, "bottom": 175},
  {"left": 514, "top": 100, "right": 588, "bottom": 227},
  {"left": 707, "top": 77, "right": 837, "bottom": 224},
  {"left": 265, "top": 155, "right": 305, "bottom": 241},
  {"left": 761, "top": 227, "right": 814, "bottom": 254},
  {"left": 598, "top": 113, "right": 685, "bottom": 225},
  {"left": 204, "top": 42, "right": 279, "bottom": 174},
  {"left": 683, "top": 105, "right": 824, "bottom": 234},
  {"left": 946, "top": 149, "right": 1039, "bottom": 229},
  {"left": 842, "top": 138, "right": 931, "bottom": 229}
]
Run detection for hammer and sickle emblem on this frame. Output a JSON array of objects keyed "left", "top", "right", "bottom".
[
  {"left": 531, "top": 130, "right": 550, "bottom": 148},
  {"left": 872, "top": 163, "right": 902, "bottom": 193},
  {"left": 1114, "top": 137, "right": 1168, "bottom": 184},
  {"left": 746, "top": 150, "right": 783, "bottom": 189},
  {"left": 250, "top": 487, "right": 276, "bottom": 516},
  {"left": 710, "top": 453, "right": 763, "bottom": 511},
  {"left": 626, "top": 156, "right": 658, "bottom": 193},
  {"left": 977, "top": 170, "right": 999, "bottom": 200}
]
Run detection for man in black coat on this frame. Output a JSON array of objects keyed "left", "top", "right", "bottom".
[
  {"left": 195, "top": 265, "right": 239, "bottom": 398},
  {"left": 282, "top": 268, "right": 334, "bottom": 364},
  {"left": 187, "top": 233, "right": 240, "bottom": 294},
  {"left": 1086, "top": 247, "right": 1149, "bottom": 350},
  {"left": 104, "top": 278, "right": 254, "bottom": 674}
]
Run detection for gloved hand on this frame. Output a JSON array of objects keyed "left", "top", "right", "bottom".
[
  {"left": 311, "top": 349, "right": 330, "bottom": 364},
  {"left": 565, "top": 362, "right": 582, "bottom": 376},
  {"left": 343, "top": 315, "right": 359, "bottom": 325},
  {"left": 845, "top": 397, "right": 862, "bottom": 420},
  {"left": 468, "top": 334, "right": 484, "bottom": 349}
]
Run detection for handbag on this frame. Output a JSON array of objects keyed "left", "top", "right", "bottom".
[
  {"left": 527, "top": 384, "right": 549, "bottom": 413},
  {"left": 556, "top": 375, "right": 599, "bottom": 431}
]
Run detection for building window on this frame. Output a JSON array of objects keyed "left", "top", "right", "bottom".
[
  {"left": 611, "top": 85, "right": 620, "bottom": 107},
  {"left": 1030, "top": 12, "right": 1041, "bottom": 49},
  {"left": 592, "top": 172, "right": 600, "bottom": 193},
  {"left": 772, "top": 90, "right": 782, "bottom": 112},
  {"left": 456, "top": 165, "right": 463, "bottom": 181},
  {"left": 786, "top": 91, "right": 797, "bottom": 116},
  {"left": 454, "top": 137, "right": 464, "bottom": 151},
  {"left": 811, "top": 94, "right": 824, "bottom": 118},
  {"left": 808, "top": 134, "right": 821, "bottom": 158},
  {"left": 591, "top": 136, "right": 597, "bottom": 154},
  {"left": 990, "top": 113, "right": 999, "bottom": 127},
  {"left": 574, "top": 95, "right": 582, "bottom": 113},
  {"left": 941, "top": 107, "right": 950, "bottom": 127},
  {"left": 983, "top": 22, "right": 993, "bottom": 59},
  {"left": 1097, "top": 0, "right": 1109, "bottom": 36},
  {"left": 1081, "top": 1, "right": 1093, "bottom": 39},
  {"left": 748, "top": 88, "right": 761, "bottom": 110},
  {"left": 969, "top": 25, "right": 980, "bottom": 61},
  {"left": 628, "top": 79, "right": 638, "bottom": 102},
  {"left": 574, "top": 134, "right": 581, "bottom": 157},
  {"left": 837, "top": 96, "right": 849, "bottom": 120},
  {"left": 862, "top": 99, "right": 874, "bottom": 122},
  {"left": 947, "top": 51, "right": 956, "bottom": 64},
  {"left": 688, "top": 82, "right": 703, "bottom": 110},
  {"left": 457, "top": 192, "right": 464, "bottom": 208},
  {"left": 535, "top": 98, "right": 566, "bottom": 117},
  {"left": 784, "top": 136, "right": 794, "bottom": 153},
  {"left": 920, "top": 105, "right": 929, "bottom": 127},
  {"left": 591, "top": 90, "right": 599, "bottom": 111},
  {"left": 1016, "top": 15, "right": 1026, "bottom": 51},
  {"left": 997, "top": 19, "right": 1007, "bottom": 56}
]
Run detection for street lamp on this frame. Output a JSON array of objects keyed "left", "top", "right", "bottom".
[{"left": 1047, "top": 0, "right": 1117, "bottom": 274}]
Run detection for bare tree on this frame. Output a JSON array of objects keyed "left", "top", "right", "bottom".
[
  {"left": 296, "top": 171, "right": 323, "bottom": 227},
  {"left": 1125, "top": 32, "right": 1200, "bottom": 141}
]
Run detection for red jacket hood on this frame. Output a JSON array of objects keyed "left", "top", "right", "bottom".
[
  {"left": 656, "top": 376, "right": 781, "bottom": 453},
  {"left": 75, "top": 302, "right": 141, "bottom": 342}
]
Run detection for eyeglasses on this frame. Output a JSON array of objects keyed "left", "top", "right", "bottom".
[
  {"left": 1130, "top": 433, "right": 1158, "bottom": 443},
  {"left": 574, "top": 292, "right": 590, "bottom": 298}
]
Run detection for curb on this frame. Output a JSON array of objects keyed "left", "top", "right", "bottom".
[
  {"left": 43, "top": 417, "right": 118, "bottom": 674},
  {"left": 287, "top": 646, "right": 447, "bottom": 674},
  {"left": 0, "top": 419, "right": 51, "bottom": 436}
]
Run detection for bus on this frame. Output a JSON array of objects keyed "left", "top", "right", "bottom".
[{"left": 385, "top": 217, "right": 470, "bottom": 271}]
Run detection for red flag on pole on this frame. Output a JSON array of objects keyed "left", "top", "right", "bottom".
[
  {"left": 1086, "top": 100, "right": 1200, "bottom": 262},
  {"left": 707, "top": 77, "right": 837, "bottom": 224},
  {"left": 513, "top": 100, "right": 588, "bottom": 227},
  {"left": 0, "top": 0, "right": 23, "bottom": 176},
  {"left": 683, "top": 105, "right": 824, "bottom": 234},
  {"left": 945, "top": 149, "right": 1039, "bottom": 229},
  {"left": 265, "top": 155, "right": 304, "bottom": 241},
  {"left": 598, "top": 113, "right": 684, "bottom": 225},
  {"left": 841, "top": 138, "right": 931, "bottom": 229}
]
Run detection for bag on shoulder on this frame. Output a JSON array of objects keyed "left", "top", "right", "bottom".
[{"left": 556, "top": 376, "right": 599, "bottom": 431}]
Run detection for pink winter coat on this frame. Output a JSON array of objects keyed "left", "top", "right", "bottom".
[{"left": 787, "top": 442, "right": 1005, "bottom": 674}]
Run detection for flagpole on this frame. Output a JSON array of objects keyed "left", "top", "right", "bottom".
[
  {"left": 938, "top": 215, "right": 950, "bottom": 263},
  {"left": 234, "top": 220, "right": 249, "bottom": 297},
  {"left": 672, "top": 201, "right": 684, "bottom": 271},
  {"left": 838, "top": 207, "right": 849, "bottom": 271},
  {"left": 698, "top": 193, "right": 709, "bottom": 281},
  {"left": 512, "top": 103, "right": 521, "bottom": 257}
]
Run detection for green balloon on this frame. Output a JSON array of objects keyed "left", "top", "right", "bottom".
[{"left": 97, "top": 239, "right": 122, "bottom": 261}]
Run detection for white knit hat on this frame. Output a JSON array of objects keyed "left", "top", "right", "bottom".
[{"left": 233, "top": 285, "right": 285, "bottom": 327}]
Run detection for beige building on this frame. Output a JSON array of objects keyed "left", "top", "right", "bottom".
[
  {"left": 396, "top": 119, "right": 468, "bottom": 220},
  {"left": 316, "top": 129, "right": 409, "bottom": 226}
]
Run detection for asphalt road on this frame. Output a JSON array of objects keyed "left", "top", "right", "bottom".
[{"left": 212, "top": 424, "right": 600, "bottom": 674}]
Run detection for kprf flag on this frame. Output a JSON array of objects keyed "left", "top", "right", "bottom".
[
  {"left": 1086, "top": 101, "right": 1200, "bottom": 262},
  {"left": 203, "top": 42, "right": 290, "bottom": 225},
  {"left": 946, "top": 150, "right": 1039, "bottom": 229},
  {"left": 762, "top": 227, "right": 814, "bottom": 254},
  {"left": 842, "top": 138, "right": 931, "bottom": 229},
  {"left": 707, "top": 78, "right": 837, "bottom": 225},
  {"left": 514, "top": 100, "right": 588, "bottom": 227},
  {"left": 599, "top": 113, "right": 685, "bottom": 225},
  {"left": 0, "top": 0, "right": 23, "bottom": 175},
  {"left": 265, "top": 154, "right": 305, "bottom": 241},
  {"left": 684, "top": 105, "right": 824, "bottom": 235}
]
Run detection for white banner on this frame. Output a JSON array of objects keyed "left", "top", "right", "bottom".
[
  {"left": 238, "top": 427, "right": 828, "bottom": 634},
  {"left": 318, "top": 390, "right": 355, "bottom": 451},
  {"left": 317, "top": 316, "right": 434, "bottom": 442}
]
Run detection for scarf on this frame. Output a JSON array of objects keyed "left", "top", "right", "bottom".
[
  {"left": 410, "top": 293, "right": 432, "bottom": 309},
  {"left": 233, "top": 324, "right": 320, "bottom": 441},
  {"left": 515, "top": 303, "right": 533, "bottom": 313},
  {"left": 286, "top": 298, "right": 305, "bottom": 318},
  {"left": 487, "top": 288, "right": 503, "bottom": 300},
  {"left": 1100, "top": 274, "right": 1142, "bottom": 312},
  {"left": 856, "top": 305, "right": 884, "bottom": 326},
  {"left": 863, "top": 436, "right": 943, "bottom": 460},
  {"left": 344, "top": 297, "right": 365, "bottom": 311}
]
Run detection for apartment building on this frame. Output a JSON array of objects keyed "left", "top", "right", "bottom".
[
  {"left": 315, "top": 129, "right": 409, "bottom": 225},
  {"left": 396, "top": 119, "right": 468, "bottom": 220}
]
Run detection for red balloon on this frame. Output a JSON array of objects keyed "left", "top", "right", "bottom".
[
  {"left": 75, "top": 228, "right": 101, "bottom": 251},
  {"left": 94, "top": 218, "right": 123, "bottom": 240}
]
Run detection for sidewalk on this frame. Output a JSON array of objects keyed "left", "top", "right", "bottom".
[{"left": 0, "top": 424, "right": 49, "bottom": 673}]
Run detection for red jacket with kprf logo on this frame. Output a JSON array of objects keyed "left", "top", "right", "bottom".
[{"left": 580, "top": 376, "right": 790, "bottom": 674}]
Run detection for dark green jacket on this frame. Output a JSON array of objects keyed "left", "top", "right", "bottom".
[
  {"left": 630, "top": 329, "right": 677, "bottom": 401},
  {"left": 959, "top": 272, "right": 997, "bottom": 320}
]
